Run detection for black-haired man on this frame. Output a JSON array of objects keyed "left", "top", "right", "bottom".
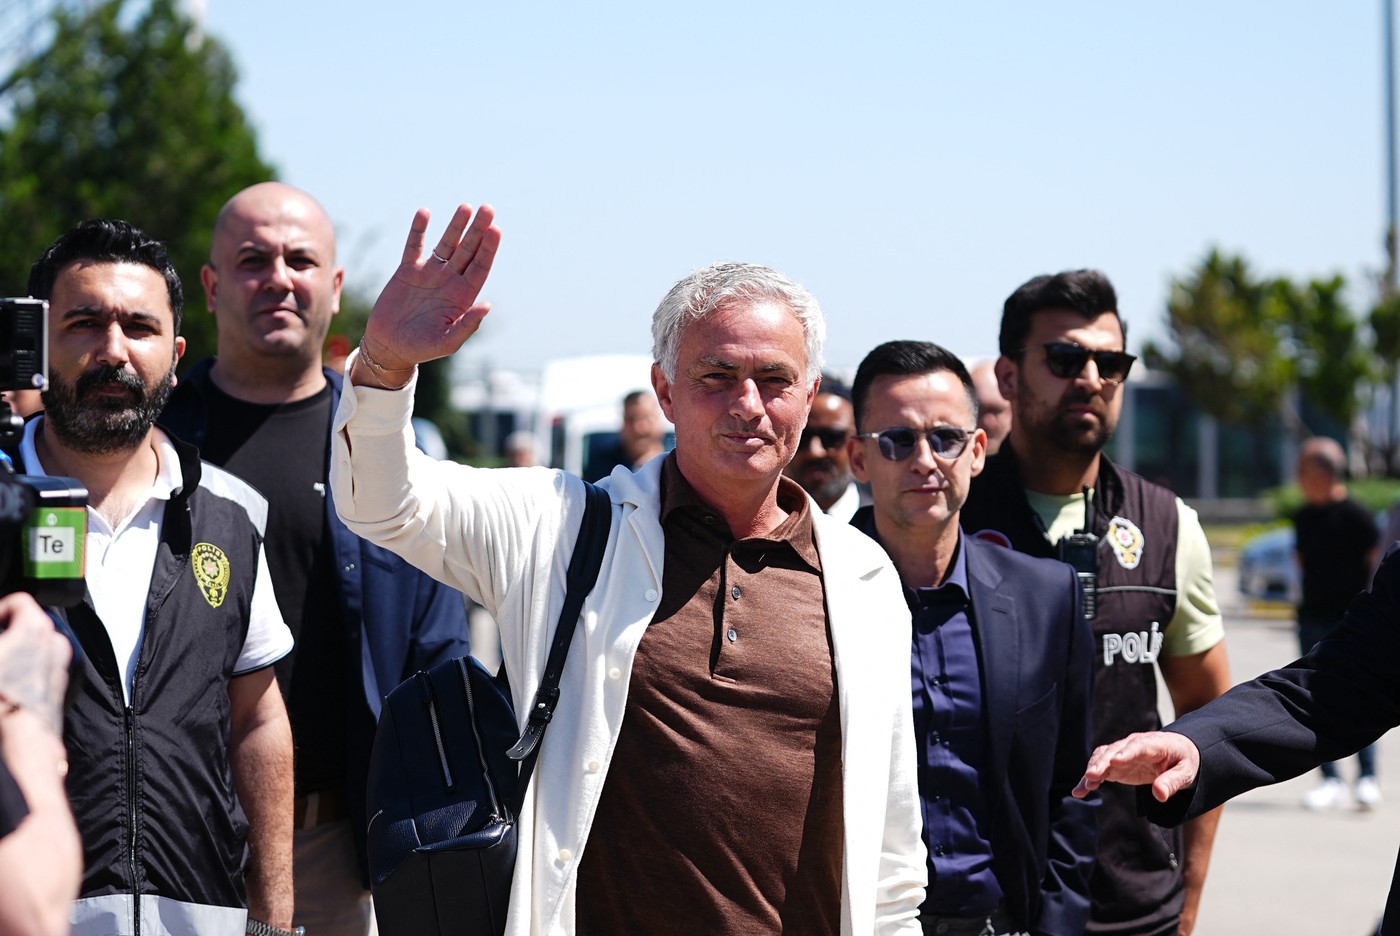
[
  {"left": 849, "top": 340, "right": 1096, "bottom": 936},
  {"left": 26, "top": 219, "right": 295, "bottom": 936},
  {"left": 961, "top": 270, "right": 1231, "bottom": 936},
  {"left": 785, "top": 374, "right": 861, "bottom": 520}
]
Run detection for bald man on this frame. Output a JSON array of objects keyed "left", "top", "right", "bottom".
[
  {"left": 161, "top": 183, "right": 471, "bottom": 936},
  {"left": 970, "top": 360, "right": 1010, "bottom": 456},
  {"left": 1292, "top": 436, "right": 1381, "bottom": 811}
]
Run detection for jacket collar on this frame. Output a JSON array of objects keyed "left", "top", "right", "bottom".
[{"left": 989, "top": 440, "right": 1125, "bottom": 533}]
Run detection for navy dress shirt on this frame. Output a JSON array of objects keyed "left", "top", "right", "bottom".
[{"left": 909, "top": 535, "right": 1004, "bottom": 917}]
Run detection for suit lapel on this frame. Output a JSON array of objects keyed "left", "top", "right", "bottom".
[{"left": 966, "top": 540, "right": 1018, "bottom": 791}]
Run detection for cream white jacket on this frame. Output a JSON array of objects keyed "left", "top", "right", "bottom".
[{"left": 330, "top": 364, "right": 925, "bottom": 935}]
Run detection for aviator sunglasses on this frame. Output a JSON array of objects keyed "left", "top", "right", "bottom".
[
  {"left": 855, "top": 426, "right": 975, "bottom": 462},
  {"left": 1025, "top": 341, "right": 1137, "bottom": 384}
]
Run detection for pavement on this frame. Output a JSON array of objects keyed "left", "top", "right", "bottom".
[{"left": 1181, "top": 565, "right": 1393, "bottom": 935}]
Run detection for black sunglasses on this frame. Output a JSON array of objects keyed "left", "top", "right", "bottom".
[
  {"left": 855, "top": 426, "right": 975, "bottom": 462},
  {"left": 799, "top": 426, "right": 851, "bottom": 450},
  {"left": 1025, "top": 342, "right": 1137, "bottom": 383}
]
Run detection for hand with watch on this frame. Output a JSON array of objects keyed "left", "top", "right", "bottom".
[{"left": 246, "top": 919, "right": 305, "bottom": 936}]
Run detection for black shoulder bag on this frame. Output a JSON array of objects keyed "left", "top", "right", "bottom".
[{"left": 366, "top": 481, "right": 612, "bottom": 936}]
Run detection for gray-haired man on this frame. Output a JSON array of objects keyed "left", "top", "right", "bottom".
[{"left": 329, "top": 203, "right": 925, "bottom": 934}]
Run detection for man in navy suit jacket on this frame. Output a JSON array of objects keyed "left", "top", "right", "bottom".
[
  {"left": 1076, "top": 542, "right": 1400, "bottom": 933},
  {"left": 848, "top": 340, "right": 1098, "bottom": 936}
]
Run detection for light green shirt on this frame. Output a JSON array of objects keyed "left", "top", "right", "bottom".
[{"left": 1024, "top": 488, "right": 1224, "bottom": 657}]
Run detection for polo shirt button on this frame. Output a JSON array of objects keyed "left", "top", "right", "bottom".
[
  {"left": 343, "top": 563, "right": 355, "bottom": 572},
  {"left": 585, "top": 759, "right": 600, "bottom": 773},
  {"left": 558, "top": 848, "right": 573, "bottom": 862},
  {"left": 730, "top": 585, "right": 742, "bottom": 600},
  {"left": 727, "top": 628, "right": 738, "bottom": 642},
  {"left": 644, "top": 589, "right": 658, "bottom": 602},
  {"left": 608, "top": 667, "right": 622, "bottom": 680},
  {"left": 930, "top": 731, "right": 941, "bottom": 744}
]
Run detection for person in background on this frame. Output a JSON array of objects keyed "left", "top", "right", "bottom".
[
  {"left": 784, "top": 373, "right": 861, "bottom": 521},
  {"left": 504, "top": 429, "right": 539, "bottom": 468},
  {"left": 584, "top": 389, "right": 667, "bottom": 481},
  {"left": 970, "top": 360, "right": 1011, "bottom": 456},
  {"left": 1291, "top": 435, "right": 1380, "bottom": 811},
  {"left": 161, "top": 181, "right": 470, "bottom": 936},
  {"left": 961, "top": 269, "right": 1231, "bottom": 936}
]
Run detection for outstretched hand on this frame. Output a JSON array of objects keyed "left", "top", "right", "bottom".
[
  {"left": 1072, "top": 730, "right": 1202, "bottom": 804},
  {"left": 358, "top": 203, "right": 501, "bottom": 380}
]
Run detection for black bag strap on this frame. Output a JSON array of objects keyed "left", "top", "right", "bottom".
[{"left": 505, "top": 480, "right": 611, "bottom": 810}]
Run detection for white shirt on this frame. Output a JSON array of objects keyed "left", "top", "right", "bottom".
[
  {"left": 21, "top": 418, "right": 290, "bottom": 701},
  {"left": 825, "top": 480, "right": 863, "bottom": 523}
]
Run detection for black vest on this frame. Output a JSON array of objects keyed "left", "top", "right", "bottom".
[
  {"left": 963, "top": 445, "right": 1187, "bottom": 934},
  {"left": 22, "top": 431, "right": 265, "bottom": 924}
]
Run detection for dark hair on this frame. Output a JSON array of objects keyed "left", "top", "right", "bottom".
[
  {"left": 999, "top": 269, "right": 1123, "bottom": 358},
  {"left": 28, "top": 219, "right": 183, "bottom": 334},
  {"left": 851, "top": 340, "right": 977, "bottom": 430},
  {"left": 817, "top": 371, "right": 852, "bottom": 402}
]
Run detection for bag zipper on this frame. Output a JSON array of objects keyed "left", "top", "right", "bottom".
[
  {"left": 456, "top": 659, "right": 506, "bottom": 820},
  {"left": 414, "top": 673, "right": 454, "bottom": 790}
]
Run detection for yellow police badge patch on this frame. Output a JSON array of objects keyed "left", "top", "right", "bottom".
[
  {"left": 192, "top": 542, "right": 231, "bottom": 608},
  {"left": 1107, "top": 516, "right": 1145, "bottom": 570}
]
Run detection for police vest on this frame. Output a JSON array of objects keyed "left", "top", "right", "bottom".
[{"left": 962, "top": 445, "right": 1186, "bottom": 933}]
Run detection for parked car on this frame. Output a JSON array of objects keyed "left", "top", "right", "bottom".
[{"left": 1237, "top": 526, "right": 1298, "bottom": 604}]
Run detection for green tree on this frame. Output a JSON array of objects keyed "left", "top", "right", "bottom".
[
  {"left": 1143, "top": 249, "right": 1297, "bottom": 428},
  {"left": 0, "top": 0, "right": 274, "bottom": 368},
  {"left": 1370, "top": 291, "right": 1400, "bottom": 472},
  {"left": 1282, "top": 274, "right": 1372, "bottom": 432}
]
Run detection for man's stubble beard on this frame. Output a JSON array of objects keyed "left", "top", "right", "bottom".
[
  {"left": 43, "top": 362, "right": 177, "bottom": 456},
  {"left": 804, "top": 464, "right": 852, "bottom": 507},
  {"left": 1018, "top": 377, "right": 1117, "bottom": 457}
]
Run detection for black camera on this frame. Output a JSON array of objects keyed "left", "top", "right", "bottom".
[{"left": 0, "top": 298, "right": 88, "bottom": 608}]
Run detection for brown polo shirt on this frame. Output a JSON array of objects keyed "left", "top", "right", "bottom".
[{"left": 576, "top": 455, "right": 844, "bottom": 935}]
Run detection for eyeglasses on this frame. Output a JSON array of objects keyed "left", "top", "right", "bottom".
[
  {"left": 1024, "top": 342, "right": 1137, "bottom": 384},
  {"left": 855, "top": 426, "right": 975, "bottom": 462},
  {"left": 799, "top": 426, "right": 851, "bottom": 450}
]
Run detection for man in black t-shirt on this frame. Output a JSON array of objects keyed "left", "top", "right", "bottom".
[
  {"left": 1292, "top": 436, "right": 1380, "bottom": 811},
  {"left": 163, "top": 182, "right": 471, "bottom": 936}
]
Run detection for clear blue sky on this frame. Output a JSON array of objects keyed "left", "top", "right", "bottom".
[{"left": 202, "top": 1, "right": 1387, "bottom": 375}]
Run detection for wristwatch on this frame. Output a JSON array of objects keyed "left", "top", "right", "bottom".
[{"left": 246, "top": 920, "right": 305, "bottom": 936}]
